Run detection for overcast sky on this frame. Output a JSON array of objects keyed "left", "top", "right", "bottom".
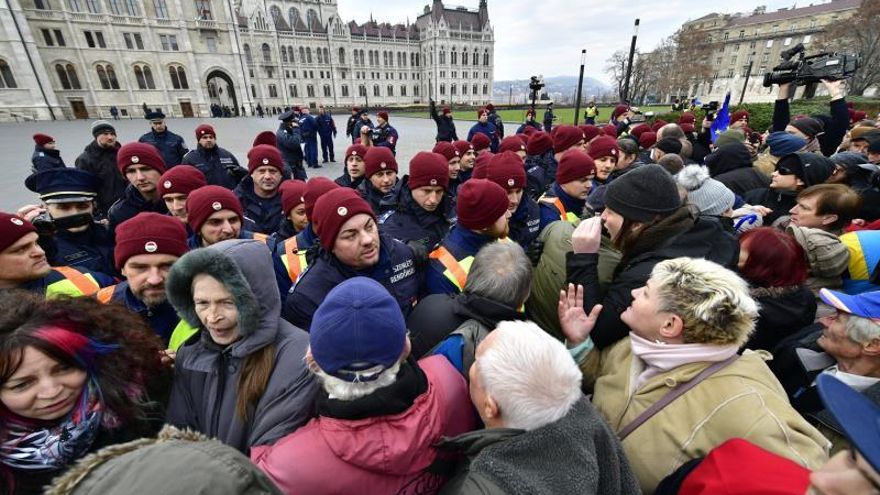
[{"left": 336, "top": 0, "right": 805, "bottom": 85}]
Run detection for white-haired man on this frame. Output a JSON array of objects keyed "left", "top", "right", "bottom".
[
  {"left": 561, "top": 254, "right": 830, "bottom": 494},
  {"left": 437, "top": 321, "right": 640, "bottom": 494},
  {"left": 252, "top": 277, "right": 475, "bottom": 495}
]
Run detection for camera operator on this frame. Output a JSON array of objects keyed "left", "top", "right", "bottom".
[
  {"left": 773, "top": 79, "right": 848, "bottom": 157},
  {"left": 181, "top": 124, "right": 248, "bottom": 190},
  {"left": 18, "top": 168, "right": 117, "bottom": 278}
]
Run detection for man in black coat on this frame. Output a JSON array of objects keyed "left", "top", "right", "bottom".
[
  {"left": 138, "top": 111, "right": 188, "bottom": 167},
  {"left": 31, "top": 133, "right": 66, "bottom": 172},
  {"left": 743, "top": 152, "right": 835, "bottom": 225},
  {"left": 345, "top": 106, "right": 361, "bottom": 143},
  {"left": 704, "top": 142, "right": 770, "bottom": 195},
  {"left": 772, "top": 80, "right": 848, "bottom": 157},
  {"left": 181, "top": 124, "right": 247, "bottom": 190},
  {"left": 75, "top": 120, "right": 125, "bottom": 218},
  {"left": 429, "top": 99, "right": 458, "bottom": 142}
]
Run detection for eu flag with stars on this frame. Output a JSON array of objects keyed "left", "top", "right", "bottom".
[{"left": 710, "top": 92, "right": 731, "bottom": 143}]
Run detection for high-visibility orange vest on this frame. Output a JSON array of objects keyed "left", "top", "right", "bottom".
[
  {"left": 49, "top": 266, "right": 101, "bottom": 297},
  {"left": 429, "top": 246, "right": 474, "bottom": 291},
  {"left": 281, "top": 237, "right": 309, "bottom": 281}
]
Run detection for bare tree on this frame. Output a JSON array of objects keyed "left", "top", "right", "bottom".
[
  {"left": 605, "top": 50, "right": 629, "bottom": 101},
  {"left": 818, "top": 0, "right": 880, "bottom": 95}
]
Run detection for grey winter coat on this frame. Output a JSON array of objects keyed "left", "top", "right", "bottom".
[
  {"left": 165, "top": 239, "right": 318, "bottom": 453},
  {"left": 437, "top": 397, "right": 640, "bottom": 495}
]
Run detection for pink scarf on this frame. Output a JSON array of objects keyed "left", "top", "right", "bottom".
[{"left": 629, "top": 332, "right": 739, "bottom": 391}]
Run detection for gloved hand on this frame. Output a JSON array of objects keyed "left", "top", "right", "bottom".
[
  {"left": 406, "top": 239, "right": 428, "bottom": 264},
  {"left": 526, "top": 239, "right": 545, "bottom": 267}
]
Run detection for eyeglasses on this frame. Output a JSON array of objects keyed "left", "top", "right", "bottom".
[
  {"left": 776, "top": 166, "right": 794, "bottom": 176},
  {"left": 848, "top": 448, "right": 880, "bottom": 492}
]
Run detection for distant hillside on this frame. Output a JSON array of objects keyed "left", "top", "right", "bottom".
[{"left": 493, "top": 75, "right": 609, "bottom": 105}]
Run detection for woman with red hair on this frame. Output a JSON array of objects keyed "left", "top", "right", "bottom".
[
  {"left": 0, "top": 292, "right": 170, "bottom": 495},
  {"left": 738, "top": 227, "right": 817, "bottom": 352}
]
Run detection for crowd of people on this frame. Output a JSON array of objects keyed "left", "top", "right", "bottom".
[{"left": 4, "top": 77, "right": 880, "bottom": 494}]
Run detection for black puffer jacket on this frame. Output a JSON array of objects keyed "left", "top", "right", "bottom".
[
  {"left": 31, "top": 145, "right": 66, "bottom": 172},
  {"left": 705, "top": 143, "right": 770, "bottom": 196},
  {"left": 75, "top": 140, "right": 125, "bottom": 217},
  {"left": 745, "top": 285, "right": 817, "bottom": 353}
]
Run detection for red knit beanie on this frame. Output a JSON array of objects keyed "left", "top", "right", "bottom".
[
  {"left": 186, "top": 185, "right": 243, "bottom": 233},
  {"left": 498, "top": 135, "right": 526, "bottom": 154},
  {"left": 452, "top": 140, "right": 474, "bottom": 156},
  {"left": 32, "top": 133, "right": 54, "bottom": 146},
  {"left": 639, "top": 131, "right": 657, "bottom": 150},
  {"left": 157, "top": 165, "right": 206, "bottom": 197},
  {"left": 312, "top": 188, "right": 376, "bottom": 251},
  {"left": 456, "top": 179, "right": 509, "bottom": 231},
  {"left": 247, "top": 144, "right": 284, "bottom": 174},
  {"left": 678, "top": 113, "right": 696, "bottom": 124},
  {"left": 526, "top": 131, "right": 553, "bottom": 155},
  {"left": 553, "top": 126, "right": 584, "bottom": 153},
  {"left": 651, "top": 119, "right": 669, "bottom": 133},
  {"left": 731, "top": 110, "right": 750, "bottom": 123},
  {"left": 432, "top": 141, "right": 460, "bottom": 162},
  {"left": 117, "top": 142, "right": 166, "bottom": 176},
  {"left": 471, "top": 132, "right": 491, "bottom": 152},
  {"left": 252, "top": 131, "right": 276, "bottom": 147},
  {"left": 194, "top": 124, "right": 215, "bottom": 140},
  {"left": 377, "top": 111, "right": 389, "bottom": 121},
  {"left": 630, "top": 124, "right": 651, "bottom": 140},
  {"left": 587, "top": 136, "right": 620, "bottom": 162},
  {"left": 556, "top": 150, "right": 596, "bottom": 184},
  {"left": 516, "top": 133, "right": 529, "bottom": 146},
  {"left": 0, "top": 212, "right": 36, "bottom": 253},
  {"left": 114, "top": 212, "right": 188, "bottom": 269},
  {"left": 612, "top": 104, "right": 629, "bottom": 119},
  {"left": 280, "top": 179, "right": 307, "bottom": 215},
  {"left": 578, "top": 125, "right": 602, "bottom": 143},
  {"left": 680, "top": 122, "right": 696, "bottom": 134},
  {"left": 304, "top": 177, "right": 340, "bottom": 220},
  {"left": 345, "top": 144, "right": 368, "bottom": 160},
  {"left": 472, "top": 152, "right": 494, "bottom": 179},
  {"left": 364, "top": 147, "right": 398, "bottom": 178},
  {"left": 602, "top": 124, "right": 618, "bottom": 138},
  {"left": 408, "top": 152, "right": 450, "bottom": 190},
  {"left": 485, "top": 152, "right": 526, "bottom": 190}
]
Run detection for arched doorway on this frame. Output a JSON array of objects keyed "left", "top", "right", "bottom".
[{"left": 206, "top": 69, "right": 239, "bottom": 116}]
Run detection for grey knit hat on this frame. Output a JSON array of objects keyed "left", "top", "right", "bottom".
[
  {"left": 604, "top": 164, "right": 681, "bottom": 222},
  {"left": 91, "top": 119, "right": 116, "bottom": 137},
  {"left": 677, "top": 165, "right": 735, "bottom": 216}
]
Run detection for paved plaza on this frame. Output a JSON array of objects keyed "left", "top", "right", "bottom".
[{"left": 0, "top": 114, "right": 453, "bottom": 211}]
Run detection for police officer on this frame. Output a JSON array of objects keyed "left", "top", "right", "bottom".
[
  {"left": 234, "top": 145, "right": 285, "bottom": 235},
  {"left": 467, "top": 109, "right": 500, "bottom": 153},
  {"left": 379, "top": 151, "right": 453, "bottom": 254},
  {"left": 537, "top": 150, "right": 596, "bottom": 232},
  {"left": 299, "top": 107, "right": 320, "bottom": 168},
  {"left": 157, "top": 165, "right": 207, "bottom": 230},
  {"left": 316, "top": 105, "right": 337, "bottom": 163},
  {"left": 270, "top": 177, "right": 338, "bottom": 297},
  {"left": 138, "top": 110, "right": 188, "bottom": 168},
  {"left": 429, "top": 99, "right": 458, "bottom": 142},
  {"left": 371, "top": 111, "right": 399, "bottom": 155},
  {"left": 584, "top": 101, "right": 599, "bottom": 125},
  {"left": 482, "top": 151, "right": 541, "bottom": 249},
  {"left": 281, "top": 188, "right": 420, "bottom": 330},
  {"left": 0, "top": 212, "right": 113, "bottom": 297},
  {"left": 95, "top": 212, "right": 197, "bottom": 351},
  {"left": 108, "top": 142, "right": 169, "bottom": 231},
  {"left": 277, "top": 108, "right": 306, "bottom": 180},
  {"left": 335, "top": 144, "right": 368, "bottom": 189},
  {"left": 424, "top": 179, "right": 511, "bottom": 296},
  {"left": 22, "top": 168, "right": 116, "bottom": 277},
  {"left": 181, "top": 124, "right": 247, "bottom": 190},
  {"left": 31, "top": 133, "right": 66, "bottom": 172},
  {"left": 185, "top": 185, "right": 267, "bottom": 248},
  {"left": 543, "top": 103, "right": 556, "bottom": 133},
  {"left": 358, "top": 147, "right": 401, "bottom": 215}
]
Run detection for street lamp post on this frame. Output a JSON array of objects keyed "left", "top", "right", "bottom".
[
  {"left": 574, "top": 49, "right": 586, "bottom": 125},
  {"left": 622, "top": 18, "right": 640, "bottom": 103},
  {"left": 739, "top": 52, "right": 756, "bottom": 106}
]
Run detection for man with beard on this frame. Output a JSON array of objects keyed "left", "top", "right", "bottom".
[
  {"left": 108, "top": 142, "right": 169, "bottom": 231},
  {"left": 234, "top": 145, "right": 285, "bottom": 235},
  {"left": 358, "top": 146, "right": 400, "bottom": 215},
  {"left": 282, "top": 188, "right": 420, "bottom": 331},
  {"left": 75, "top": 120, "right": 125, "bottom": 218},
  {"left": 181, "top": 124, "right": 247, "bottom": 190},
  {"left": 185, "top": 185, "right": 267, "bottom": 248},
  {"left": 0, "top": 212, "right": 113, "bottom": 297},
  {"left": 424, "top": 179, "right": 512, "bottom": 296},
  {"left": 138, "top": 110, "right": 188, "bottom": 169},
  {"left": 96, "top": 212, "right": 197, "bottom": 351}
]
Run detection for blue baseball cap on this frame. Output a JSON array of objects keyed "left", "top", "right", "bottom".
[
  {"left": 817, "top": 374, "right": 880, "bottom": 473},
  {"left": 25, "top": 168, "right": 99, "bottom": 204},
  {"left": 819, "top": 288, "right": 880, "bottom": 323},
  {"left": 310, "top": 277, "right": 406, "bottom": 382}
]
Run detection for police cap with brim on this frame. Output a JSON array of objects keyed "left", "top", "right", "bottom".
[
  {"left": 817, "top": 374, "right": 880, "bottom": 474},
  {"left": 279, "top": 109, "right": 296, "bottom": 122},
  {"left": 25, "top": 168, "right": 99, "bottom": 204},
  {"left": 145, "top": 110, "right": 166, "bottom": 121}
]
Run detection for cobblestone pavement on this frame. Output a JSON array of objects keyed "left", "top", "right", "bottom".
[{"left": 0, "top": 114, "right": 457, "bottom": 211}]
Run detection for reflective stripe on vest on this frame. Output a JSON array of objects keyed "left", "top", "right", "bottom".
[
  {"left": 96, "top": 285, "right": 116, "bottom": 304},
  {"left": 429, "top": 246, "right": 474, "bottom": 291},
  {"left": 168, "top": 320, "right": 199, "bottom": 352},
  {"left": 281, "top": 238, "right": 309, "bottom": 282},
  {"left": 46, "top": 267, "right": 101, "bottom": 298},
  {"left": 552, "top": 198, "right": 580, "bottom": 224}
]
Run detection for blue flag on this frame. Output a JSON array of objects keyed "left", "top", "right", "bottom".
[{"left": 709, "top": 92, "right": 731, "bottom": 143}]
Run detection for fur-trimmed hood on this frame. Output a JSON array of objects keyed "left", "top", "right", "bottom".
[
  {"left": 166, "top": 239, "right": 280, "bottom": 356},
  {"left": 48, "top": 425, "right": 282, "bottom": 495}
]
